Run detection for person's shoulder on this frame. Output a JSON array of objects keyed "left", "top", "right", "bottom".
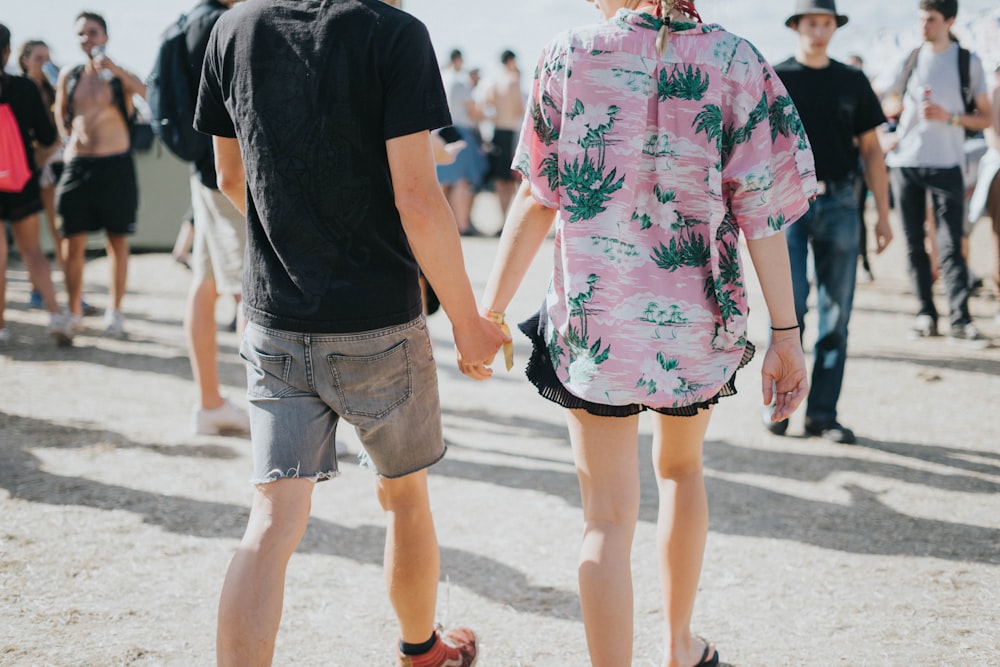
[
  {"left": 3, "top": 75, "right": 42, "bottom": 100},
  {"left": 772, "top": 56, "right": 800, "bottom": 73},
  {"left": 829, "top": 58, "right": 866, "bottom": 78},
  {"left": 209, "top": 0, "right": 255, "bottom": 38}
]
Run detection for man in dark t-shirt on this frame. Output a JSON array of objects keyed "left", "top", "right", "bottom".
[
  {"left": 193, "top": 1, "right": 505, "bottom": 664},
  {"left": 769, "top": 0, "right": 892, "bottom": 444}
]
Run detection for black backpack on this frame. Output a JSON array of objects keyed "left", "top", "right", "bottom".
[
  {"left": 147, "top": 4, "right": 214, "bottom": 162},
  {"left": 900, "top": 44, "right": 979, "bottom": 138}
]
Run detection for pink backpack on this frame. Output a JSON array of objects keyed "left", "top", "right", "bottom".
[{"left": 0, "top": 102, "right": 31, "bottom": 193}]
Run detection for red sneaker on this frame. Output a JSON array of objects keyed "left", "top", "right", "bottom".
[{"left": 396, "top": 627, "right": 478, "bottom": 667}]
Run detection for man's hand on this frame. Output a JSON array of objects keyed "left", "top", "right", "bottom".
[
  {"left": 873, "top": 215, "right": 893, "bottom": 254},
  {"left": 761, "top": 332, "right": 808, "bottom": 422},
  {"left": 454, "top": 316, "right": 510, "bottom": 381},
  {"left": 921, "top": 101, "right": 951, "bottom": 123}
]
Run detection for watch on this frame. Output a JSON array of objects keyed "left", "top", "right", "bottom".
[{"left": 950, "top": 113, "right": 962, "bottom": 127}]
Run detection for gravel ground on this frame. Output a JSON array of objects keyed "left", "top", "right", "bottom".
[{"left": 2, "top": 201, "right": 999, "bottom": 666}]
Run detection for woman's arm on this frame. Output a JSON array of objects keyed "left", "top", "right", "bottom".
[
  {"left": 480, "top": 180, "right": 557, "bottom": 316},
  {"left": 745, "top": 233, "right": 808, "bottom": 421}
]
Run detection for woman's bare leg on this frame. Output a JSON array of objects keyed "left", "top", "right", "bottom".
[
  {"left": 651, "top": 409, "right": 716, "bottom": 667},
  {"left": 565, "top": 409, "right": 641, "bottom": 667}
]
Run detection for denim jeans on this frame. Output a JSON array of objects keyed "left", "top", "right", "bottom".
[
  {"left": 785, "top": 181, "right": 859, "bottom": 423},
  {"left": 890, "top": 166, "right": 971, "bottom": 329}
]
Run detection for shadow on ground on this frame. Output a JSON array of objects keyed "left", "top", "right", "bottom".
[{"left": 0, "top": 412, "right": 581, "bottom": 621}]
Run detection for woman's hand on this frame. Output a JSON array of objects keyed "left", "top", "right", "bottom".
[
  {"left": 760, "top": 332, "right": 808, "bottom": 422},
  {"left": 454, "top": 316, "right": 510, "bottom": 381}
]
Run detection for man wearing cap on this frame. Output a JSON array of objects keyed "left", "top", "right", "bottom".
[
  {"left": 880, "top": 0, "right": 992, "bottom": 345},
  {"left": 769, "top": 0, "right": 892, "bottom": 443}
]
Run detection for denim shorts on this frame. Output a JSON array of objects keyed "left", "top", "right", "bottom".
[{"left": 240, "top": 317, "right": 444, "bottom": 483}]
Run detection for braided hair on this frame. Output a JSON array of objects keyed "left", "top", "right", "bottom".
[{"left": 653, "top": 0, "right": 702, "bottom": 55}]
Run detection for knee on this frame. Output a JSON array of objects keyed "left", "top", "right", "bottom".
[
  {"left": 242, "top": 483, "right": 312, "bottom": 556},
  {"left": 375, "top": 472, "right": 430, "bottom": 514},
  {"left": 655, "top": 457, "right": 704, "bottom": 484}
]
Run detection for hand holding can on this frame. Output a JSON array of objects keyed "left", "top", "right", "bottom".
[{"left": 90, "top": 45, "right": 113, "bottom": 81}]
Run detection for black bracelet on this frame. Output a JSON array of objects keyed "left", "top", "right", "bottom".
[{"left": 771, "top": 324, "right": 800, "bottom": 331}]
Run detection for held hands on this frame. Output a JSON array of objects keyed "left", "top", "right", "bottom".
[
  {"left": 761, "top": 332, "right": 808, "bottom": 422},
  {"left": 454, "top": 315, "right": 511, "bottom": 381}
]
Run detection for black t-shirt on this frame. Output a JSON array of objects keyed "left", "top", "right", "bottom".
[
  {"left": 774, "top": 58, "right": 886, "bottom": 182},
  {"left": 185, "top": 0, "right": 228, "bottom": 189},
  {"left": 0, "top": 74, "right": 57, "bottom": 173},
  {"left": 194, "top": 0, "right": 452, "bottom": 333}
]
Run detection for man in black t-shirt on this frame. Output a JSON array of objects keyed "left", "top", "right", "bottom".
[
  {"left": 194, "top": 1, "right": 506, "bottom": 665},
  {"left": 769, "top": 0, "right": 893, "bottom": 444}
]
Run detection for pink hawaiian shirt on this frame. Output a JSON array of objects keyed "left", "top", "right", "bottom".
[{"left": 515, "top": 9, "right": 817, "bottom": 409}]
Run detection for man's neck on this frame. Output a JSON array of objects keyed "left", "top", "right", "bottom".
[
  {"left": 795, "top": 49, "right": 830, "bottom": 69},
  {"left": 928, "top": 36, "right": 954, "bottom": 54}
]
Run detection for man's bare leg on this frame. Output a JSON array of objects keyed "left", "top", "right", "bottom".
[
  {"left": 63, "top": 234, "right": 88, "bottom": 318},
  {"left": 105, "top": 233, "right": 129, "bottom": 311},
  {"left": 217, "top": 477, "right": 313, "bottom": 667},
  {"left": 185, "top": 276, "right": 225, "bottom": 410},
  {"left": 376, "top": 469, "right": 439, "bottom": 644}
]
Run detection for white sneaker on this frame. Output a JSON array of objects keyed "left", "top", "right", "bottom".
[
  {"left": 194, "top": 398, "right": 251, "bottom": 436},
  {"left": 47, "top": 312, "right": 75, "bottom": 347},
  {"left": 0, "top": 327, "right": 9, "bottom": 346},
  {"left": 911, "top": 314, "right": 938, "bottom": 338},
  {"left": 70, "top": 314, "right": 85, "bottom": 334},
  {"left": 103, "top": 309, "right": 126, "bottom": 338}
]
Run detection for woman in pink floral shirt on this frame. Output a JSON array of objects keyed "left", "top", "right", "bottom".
[{"left": 478, "top": 0, "right": 816, "bottom": 665}]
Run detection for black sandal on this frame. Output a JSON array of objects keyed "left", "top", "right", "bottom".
[{"left": 694, "top": 640, "right": 719, "bottom": 667}]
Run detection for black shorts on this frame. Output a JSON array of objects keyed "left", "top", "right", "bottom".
[
  {"left": 488, "top": 128, "right": 518, "bottom": 182},
  {"left": 0, "top": 172, "right": 43, "bottom": 223},
  {"left": 57, "top": 153, "right": 138, "bottom": 236}
]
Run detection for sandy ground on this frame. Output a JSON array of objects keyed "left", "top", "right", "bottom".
[{"left": 2, "top": 197, "right": 999, "bottom": 666}]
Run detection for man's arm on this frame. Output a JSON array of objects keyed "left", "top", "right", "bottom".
[
  {"left": 386, "top": 130, "right": 506, "bottom": 379},
  {"left": 923, "top": 90, "right": 992, "bottom": 131},
  {"left": 54, "top": 67, "right": 72, "bottom": 142},
  {"left": 857, "top": 128, "right": 893, "bottom": 254},
  {"left": 213, "top": 136, "right": 246, "bottom": 215},
  {"left": 94, "top": 53, "right": 147, "bottom": 100}
]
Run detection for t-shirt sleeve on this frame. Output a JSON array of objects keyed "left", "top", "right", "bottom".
[
  {"left": 382, "top": 19, "right": 452, "bottom": 140},
  {"left": 193, "top": 24, "right": 237, "bottom": 138},
  {"left": 853, "top": 70, "right": 887, "bottom": 136},
  {"left": 723, "top": 45, "right": 818, "bottom": 240},
  {"left": 512, "top": 40, "right": 564, "bottom": 210}
]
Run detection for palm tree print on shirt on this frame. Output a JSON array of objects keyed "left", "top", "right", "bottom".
[
  {"left": 560, "top": 101, "right": 626, "bottom": 223},
  {"left": 557, "top": 274, "right": 612, "bottom": 380}
]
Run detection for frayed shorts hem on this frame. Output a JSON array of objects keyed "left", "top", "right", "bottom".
[{"left": 250, "top": 468, "right": 341, "bottom": 485}]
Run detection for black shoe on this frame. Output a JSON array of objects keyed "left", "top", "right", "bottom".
[
  {"left": 765, "top": 418, "right": 789, "bottom": 436},
  {"left": 804, "top": 419, "right": 856, "bottom": 444}
]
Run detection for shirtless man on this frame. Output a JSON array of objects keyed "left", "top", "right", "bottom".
[
  {"left": 54, "top": 12, "right": 146, "bottom": 337},
  {"left": 482, "top": 50, "right": 524, "bottom": 221}
]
